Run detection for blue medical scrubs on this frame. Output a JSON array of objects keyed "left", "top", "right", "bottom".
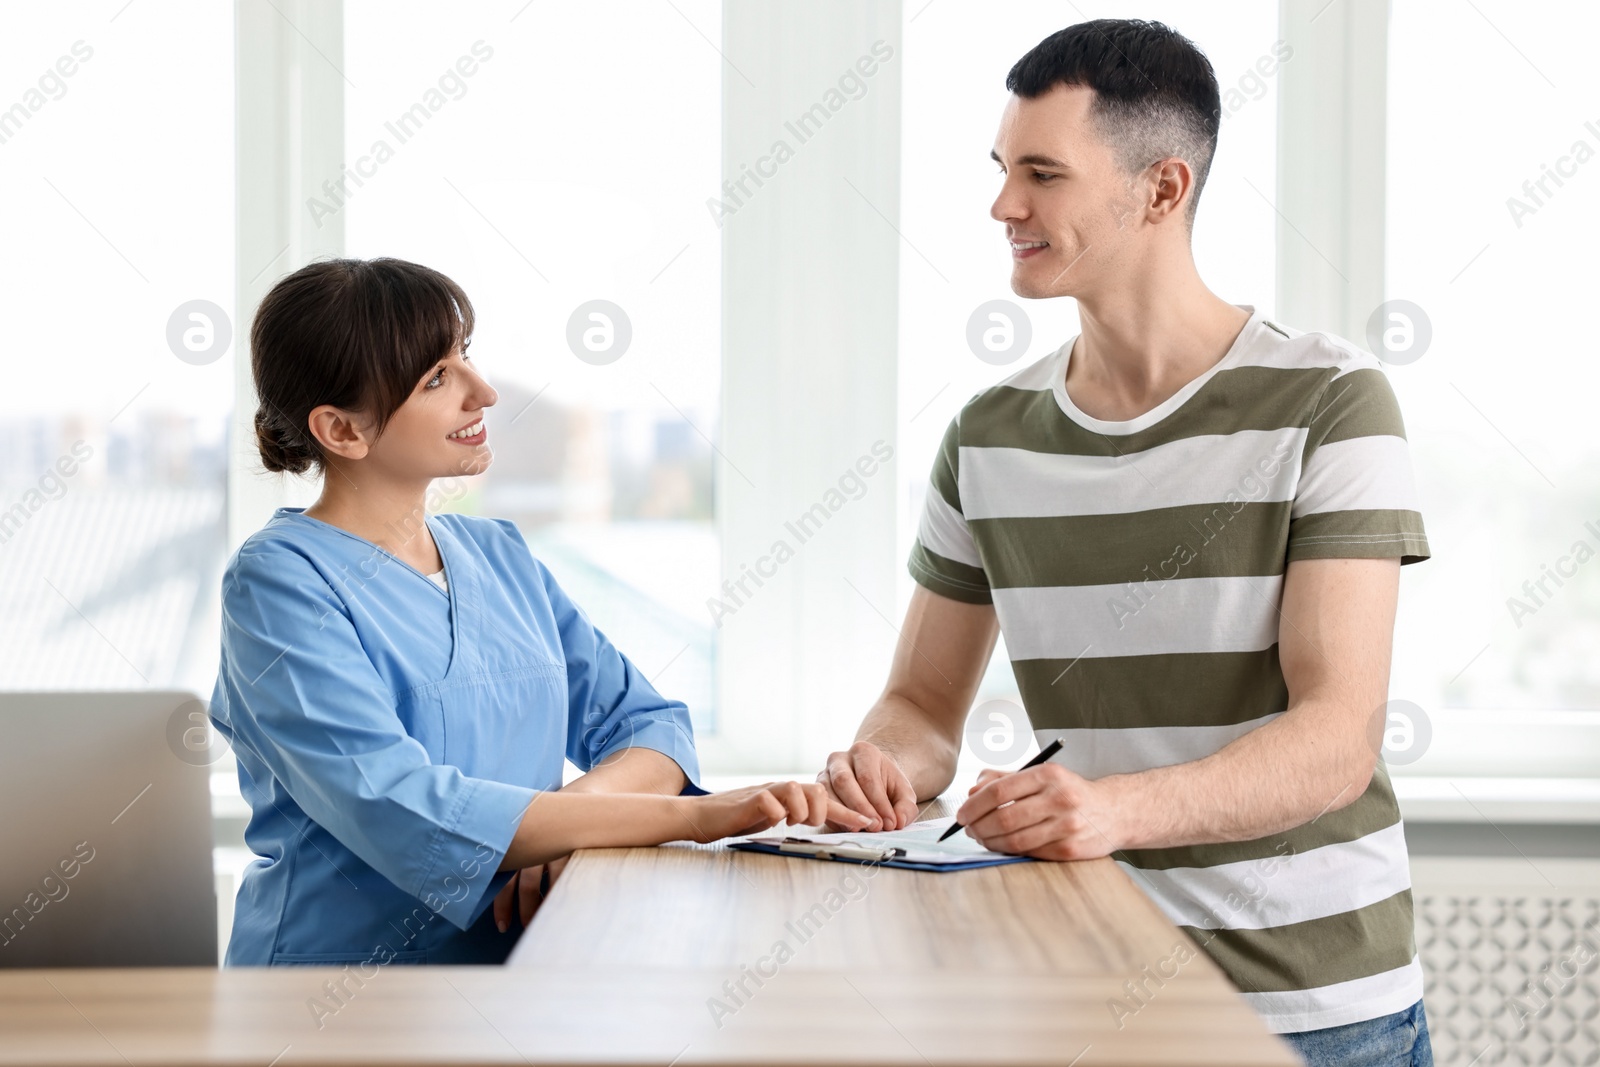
[{"left": 209, "top": 507, "right": 705, "bottom": 966}]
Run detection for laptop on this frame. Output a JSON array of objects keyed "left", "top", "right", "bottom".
[{"left": 0, "top": 691, "right": 217, "bottom": 966}]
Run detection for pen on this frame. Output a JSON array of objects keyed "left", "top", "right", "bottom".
[{"left": 936, "top": 737, "right": 1065, "bottom": 842}]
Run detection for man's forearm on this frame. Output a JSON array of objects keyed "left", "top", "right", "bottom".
[
  {"left": 855, "top": 694, "right": 962, "bottom": 802},
  {"left": 1105, "top": 696, "right": 1376, "bottom": 850},
  {"left": 563, "top": 747, "right": 687, "bottom": 796}
]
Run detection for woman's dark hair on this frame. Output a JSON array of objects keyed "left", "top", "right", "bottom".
[
  {"left": 1007, "top": 19, "right": 1221, "bottom": 228},
  {"left": 250, "top": 257, "right": 475, "bottom": 475}
]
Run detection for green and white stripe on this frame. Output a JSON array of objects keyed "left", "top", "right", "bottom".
[{"left": 908, "top": 307, "right": 1431, "bottom": 1033}]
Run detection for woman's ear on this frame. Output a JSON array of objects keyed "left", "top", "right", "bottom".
[{"left": 306, "top": 404, "right": 372, "bottom": 462}]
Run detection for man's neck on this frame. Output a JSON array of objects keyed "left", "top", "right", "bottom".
[{"left": 1065, "top": 275, "right": 1252, "bottom": 423}]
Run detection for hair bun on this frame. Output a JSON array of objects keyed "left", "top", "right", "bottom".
[{"left": 253, "top": 407, "right": 315, "bottom": 475}]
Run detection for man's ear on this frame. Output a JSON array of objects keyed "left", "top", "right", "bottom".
[
  {"left": 1146, "top": 156, "right": 1194, "bottom": 225},
  {"left": 306, "top": 404, "right": 372, "bottom": 462}
]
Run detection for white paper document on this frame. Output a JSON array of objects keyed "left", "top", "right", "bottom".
[{"left": 735, "top": 816, "right": 1023, "bottom": 866}]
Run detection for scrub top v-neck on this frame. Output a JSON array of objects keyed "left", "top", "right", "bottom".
[{"left": 209, "top": 507, "right": 704, "bottom": 966}]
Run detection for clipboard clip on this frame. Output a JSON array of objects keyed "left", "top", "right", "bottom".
[{"left": 776, "top": 837, "right": 907, "bottom": 863}]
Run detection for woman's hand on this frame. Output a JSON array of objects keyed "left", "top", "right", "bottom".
[
  {"left": 496, "top": 783, "right": 875, "bottom": 882},
  {"left": 676, "top": 781, "right": 873, "bottom": 843},
  {"left": 492, "top": 854, "right": 569, "bottom": 932}
]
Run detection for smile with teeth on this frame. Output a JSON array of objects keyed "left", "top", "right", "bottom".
[
  {"left": 447, "top": 420, "right": 485, "bottom": 440},
  {"left": 1010, "top": 240, "right": 1049, "bottom": 250}
]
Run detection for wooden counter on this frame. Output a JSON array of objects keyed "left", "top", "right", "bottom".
[{"left": 0, "top": 797, "right": 1299, "bottom": 1066}]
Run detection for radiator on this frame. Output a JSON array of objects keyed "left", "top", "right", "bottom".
[{"left": 1412, "top": 858, "right": 1600, "bottom": 1065}]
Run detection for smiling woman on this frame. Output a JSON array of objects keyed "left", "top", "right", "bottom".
[
  {"left": 212, "top": 257, "right": 868, "bottom": 966},
  {"left": 249, "top": 258, "right": 489, "bottom": 486}
]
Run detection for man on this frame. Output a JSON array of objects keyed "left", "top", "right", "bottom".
[{"left": 818, "top": 19, "right": 1434, "bottom": 1064}]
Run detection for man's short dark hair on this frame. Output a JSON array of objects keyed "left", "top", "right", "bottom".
[{"left": 1007, "top": 19, "right": 1221, "bottom": 228}]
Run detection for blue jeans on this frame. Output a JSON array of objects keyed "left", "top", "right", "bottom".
[{"left": 1279, "top": 999, "right": 1433, "bottom": 1066}]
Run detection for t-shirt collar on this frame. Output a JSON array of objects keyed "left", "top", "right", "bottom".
[{"left": 1050, "top": 304, "right": 1263, "bottom": 435}]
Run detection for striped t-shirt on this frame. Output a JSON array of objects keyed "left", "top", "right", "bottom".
[{"left": 909, "top": 305, "right": 1431, "bottom": 1033}]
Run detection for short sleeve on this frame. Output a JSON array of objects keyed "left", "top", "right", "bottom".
[
  {"left": 213, "top": 545, "right": 538, "bottom": 931},
  {"left": 908, "top": 415, "right": 993, "bottom": 603},
  {"left": 1287, "top": 366, "right": 1431, "bottom": 565},
  {"left": 510, "top": 534, "right": 705, "bottom": 798}
]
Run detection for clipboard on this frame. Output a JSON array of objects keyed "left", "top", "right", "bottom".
[{"left": 728, "top": 816, "right": 1032, "bottom": 873}]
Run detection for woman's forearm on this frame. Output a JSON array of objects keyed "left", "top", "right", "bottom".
[
  {"left": 563, "top": 747, "right": 687, "bottom": 796},
  {"left": 497, "top": 750, "right": 689, "bottom": 870},
  {"left": 499, "top": 791, "right": 693, "bottom": 869}
]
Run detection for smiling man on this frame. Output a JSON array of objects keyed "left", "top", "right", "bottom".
[{"left": 818, "top": 19, "right": 1434, "bottom": 1064}]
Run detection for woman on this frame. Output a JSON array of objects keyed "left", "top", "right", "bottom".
[{"left": 211, "top": 257, "right": 867, "bottom": 966}]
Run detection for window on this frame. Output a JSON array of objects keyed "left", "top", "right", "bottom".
[
  {"left": 0, "top": 2, "right": 233, "bottom": 694},
  {"left": 339, "top": 0, "right": 723, "bottom": 732},
  {"left": 1384, "top": 0, "right": 1600, "bottom": 774}
]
